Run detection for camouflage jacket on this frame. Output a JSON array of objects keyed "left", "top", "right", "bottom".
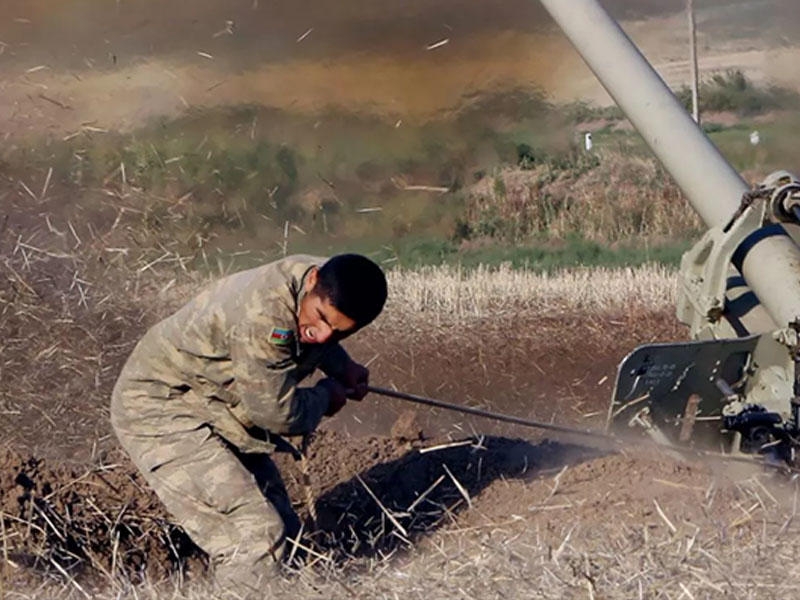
[{"left": 112, "top": 255, "right": 350, "bottom": 453}]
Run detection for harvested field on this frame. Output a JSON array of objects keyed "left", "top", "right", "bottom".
[
  {"left": 3, "top": 1, "right": 800, "bottom": 598},
  {"left": 4, "top": 241, "right": 800, "bottom": 599}
]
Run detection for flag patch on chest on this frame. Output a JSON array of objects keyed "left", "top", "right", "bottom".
[{"left": 268, "top": 327, "right": 294, "bottom": 346}]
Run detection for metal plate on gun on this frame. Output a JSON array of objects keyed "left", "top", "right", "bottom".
[{"left": 608, "top": 335, "right": 760, "bottom": 448}]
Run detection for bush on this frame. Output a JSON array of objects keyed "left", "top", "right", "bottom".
[
  {"left": 561, "top": 100, "right": 625, "bottom": 123},
  {"left": 458, "top": 149, "right": 702, "bottom": 245},
  {"left": 676, "top": 70, "right": 800, "bottom": 116}
]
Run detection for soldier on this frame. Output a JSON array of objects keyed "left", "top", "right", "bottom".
[{"left": 110, "top": 253, "right": 387, "bottom": 594}]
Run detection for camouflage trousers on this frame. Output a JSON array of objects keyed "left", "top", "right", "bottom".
[{"left": 111, "top": 395, "right": 301, "bottom": 595}]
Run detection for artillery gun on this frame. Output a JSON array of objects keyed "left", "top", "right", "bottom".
[{"left": 537, "top": 0, "right": 800, "bottom": 465}]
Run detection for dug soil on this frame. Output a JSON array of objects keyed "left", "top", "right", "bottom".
[{"left": 1, "top": 307, "right": 731, "bottom": 591}]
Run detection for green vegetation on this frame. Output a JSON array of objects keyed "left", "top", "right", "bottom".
[
  {"left": 562, "top": 101, "right": 625, "bottom": 123},
  {"left": 5, "top": 78, "right": 798, "bottom": 273},
  {"left": 676, "top": 70, "right": 800, "bottom": 116},
  {"left": 369, "top": 236, "right": 691, "bottom": 271}
]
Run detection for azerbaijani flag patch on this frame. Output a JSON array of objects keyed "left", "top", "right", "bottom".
[{"left": 268, "top": 326, "right": 294, "bottom": 346}]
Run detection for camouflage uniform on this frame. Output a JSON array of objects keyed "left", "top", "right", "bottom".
[{"left": 110, "top": 255, "right": 350, "bottom": 592}]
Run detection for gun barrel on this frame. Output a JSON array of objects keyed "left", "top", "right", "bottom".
[
  {"left": 538, "top": 0, "right": 747, "bottom": 229},
  {"left": 539, "top": 0, "right": 800, "bottom": 329}
]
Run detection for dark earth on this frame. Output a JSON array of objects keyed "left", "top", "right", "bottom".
[
  {"left": 0, "top": 273, "right": 693, "bottom": 590},
  {"left": 3, "top": 1, "right": 799, "bottom": 594}
]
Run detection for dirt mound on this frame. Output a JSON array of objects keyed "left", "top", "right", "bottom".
[
  {"left": 294, "top": 430, "right": 602, "bottom": 559},
  {"left": 0, "top": 225, "right": 692, "bottom": 591},
  {"left": 0, "top": 209, "right": 694, "bottom": 593},
  {"left": 2, "top": 266, "right": 795, "bottom": 599},
  {"left": 0, "top": 446, "right": 204, "bottom": 590},
  {"left": 0, "top": 426, "right": 612, "bottom": 587}
]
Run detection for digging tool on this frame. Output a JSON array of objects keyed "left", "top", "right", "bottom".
[
  {"left": 365, "top": 385, "right": 610, "bottom": 440},
  {"left": 299, "top": 434, "right": 318, "bottom": 529},
  {"left": 363, "top": 385, "right": 797, "bottom": 473}
]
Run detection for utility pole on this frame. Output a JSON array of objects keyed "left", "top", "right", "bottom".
[{"left": 688, "top": 0, "right": 700, "bottom": 125}]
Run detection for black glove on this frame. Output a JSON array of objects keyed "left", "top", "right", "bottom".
[
  {"left": 340, "top": 360, "right": 369, "bottom": 400},
  {"left": 320, "top": 378, "right": 347, "bottom": 416}
]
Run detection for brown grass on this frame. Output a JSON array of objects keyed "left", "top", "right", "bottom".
[
  {"left": 384, "top": 263, "right": 676, "bottom": 325},
  {"left": 0, "top": 172, "right": 783, "bottom": 600},
  {"left": 464, "top": 150, "right": 704, "bottom": 244},
  {"left": 6, "top": 461, "right": 800, "bottom": 599},
  {"left": 1, "top": 207, "right": 680, "bottom": 599},
  {"left": 0, "top": 213, "right": 784, "bottom": 600}
]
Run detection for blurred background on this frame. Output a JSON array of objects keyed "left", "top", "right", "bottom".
[{"left": 2, "top": 0, "right": 799, "bottom": 270}]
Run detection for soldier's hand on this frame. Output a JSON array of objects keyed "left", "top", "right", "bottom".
[
  {"left": 320, "top": 378, "right": 347, "bottom": 416},
  {"left": 341, "top": 360, "right": 369, "bottom": 400}
]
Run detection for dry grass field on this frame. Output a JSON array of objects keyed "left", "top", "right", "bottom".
[
  {"left": 3, "top": 237, "right": 800, "bottom": 600},
  {"left": 3, "top": 1, "right": 800, "bottom": 599},
  {"left": 3, "top": 254, "right": 800, "bottom": 600}
]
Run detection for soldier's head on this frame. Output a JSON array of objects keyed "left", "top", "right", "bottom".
[{"left": 298, "top": 254, "right": 387, "bottom": 344}]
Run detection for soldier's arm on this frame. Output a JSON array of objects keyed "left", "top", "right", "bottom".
[
  {"left": 318, "top": 343, "right": 351, "bottom": 379},
  {"left": 230, "top": 319, "right": 333, "bottom": 436},
  {"left": 318, "top": 342, "right": 371, "bottom": 400}
]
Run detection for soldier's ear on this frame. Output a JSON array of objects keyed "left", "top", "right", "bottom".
[{"left": 304, "top": 266, "right": 319, "bottom": 294}]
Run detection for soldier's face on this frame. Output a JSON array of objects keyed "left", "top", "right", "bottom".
[{"left": 297, "top": 269, "right": 356, "bottom": 344}]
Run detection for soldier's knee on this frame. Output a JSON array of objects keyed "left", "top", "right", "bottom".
[
  {"left": 213, "top": 558, "right": 280, "bottom": 599},
  {"left": 210, "top": 532, "right": 289, "bottom": 596}
]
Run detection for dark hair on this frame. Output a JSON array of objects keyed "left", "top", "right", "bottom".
[{"left": 315, "top": 254, "right": 387, "bottom": 327}]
